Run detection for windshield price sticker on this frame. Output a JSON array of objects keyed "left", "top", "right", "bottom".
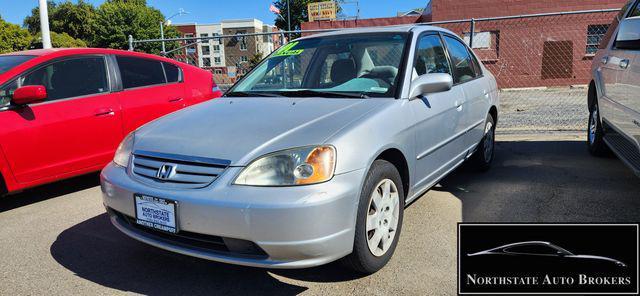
[{"left": 272, "top": 42, "right": 304, "bottom": 57}]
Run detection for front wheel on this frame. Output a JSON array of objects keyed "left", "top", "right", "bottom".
[
  {"left": 343, "top": 159, "right": 404, "bottom": 274},
  {"left": 587, "top": 103, "right": 610, "bottom": 157}
]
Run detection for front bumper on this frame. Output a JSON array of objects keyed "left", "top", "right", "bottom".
[{"left": 100, "top": 162, "right": 365, "bottom": 268}]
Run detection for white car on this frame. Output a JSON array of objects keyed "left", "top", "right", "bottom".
[
  {"left": 588, "top": 0, "right": 640, "bottom": 176},
  {"left": 101, "top": 25, "right": 499, "bottom": 273}
]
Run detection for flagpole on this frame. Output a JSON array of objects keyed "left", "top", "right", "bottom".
[{"left": 286, "top": 0, "right": 291, "bottom": 40}]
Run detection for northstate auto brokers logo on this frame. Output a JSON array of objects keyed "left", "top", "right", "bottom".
[{"left": 458, "top": 224, "right": 638, "bottom": 294}]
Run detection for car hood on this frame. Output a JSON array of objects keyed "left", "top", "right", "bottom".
[{"left": 134, "top": 97, "right": 387, "bottom": 166}]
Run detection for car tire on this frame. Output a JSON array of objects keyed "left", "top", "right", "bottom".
[
  {"left": 343, "top": 159, "right": 404, "bottom": 274},
  {"left": 587, "top": 102, "right": 610, "bottom": 157},
  {"left": 470, "top": 114, "right": 496, "bottom": 171}
]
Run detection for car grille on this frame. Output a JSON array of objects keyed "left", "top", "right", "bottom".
[{"left": 131, "top": 150, "right": 231, "bottom": 189}]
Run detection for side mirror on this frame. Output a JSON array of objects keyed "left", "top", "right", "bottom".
[
  {"left": 13, "top": 85, "right": 47, "bottom": 105},
  {"left": 615, "top": 16, "right": 640, "bottom": 50},
  {"left": 409, "top": 73, "right": 453, "bottom": 99}
]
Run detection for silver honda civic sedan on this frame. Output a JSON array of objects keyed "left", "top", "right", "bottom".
[{"left": 101, "top": 25, "right": 499, "bottom": 273}]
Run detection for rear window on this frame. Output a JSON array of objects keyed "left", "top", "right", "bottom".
[
  {"left": 116, "top": 56, "right": 166, "bottom": 89},
  {"left": 163, "top": 62, "right": 182, "bottom": 83},
  {"left": 0, "top": 55, "right": 35, "bottom": 74}
]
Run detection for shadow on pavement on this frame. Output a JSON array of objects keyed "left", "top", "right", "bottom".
[
  {"left": 0, "top": 172, "right": 99, "bottom": 213},
  {"left": 436, "top": 140, "right": 640, "bottom": 222},
  {"left": 50, "top": 214, "right": 365, "bottom": 296}
]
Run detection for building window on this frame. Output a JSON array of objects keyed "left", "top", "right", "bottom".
[
  {"left": 214, "top": 69, "right": 223, "bottom": 74},
  {"left": 214, "top": 57, "right": 222, "bottom": 65},
  {"left": 240, "top": 56, "right": 248, "bottom": 63},
  {"left": 201, "top": 45, "right": 211, "bottom": 55},
  {"left": 463, "top": 31, "right": 492, "bottom": 49},
  {"left": 236, "top": 30, "right": 248, "bottom": 51},
  {"left": 202, "top": 57, "right": 211, "bottom": 67},
  {"left": 213, "top": 44, "right": 220, "bottom": 52},
  {"left": 586, "top": 24, "right": 610, "bottom": 55},
  {"left": 200, "top": 33, "right": 208, "bottom": 38}
]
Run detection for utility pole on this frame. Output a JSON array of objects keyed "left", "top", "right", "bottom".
[
  {"left": 39, "top": 0, "right": 52, "bottom": 49},
  {"left": 160, "top": 21, "right": 166, "bottom": 54},
  {"left": 287, "top": 0, "right": 291, "bottom": 40}
]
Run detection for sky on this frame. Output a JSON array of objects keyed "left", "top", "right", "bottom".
[{"left": 0, "top": 0, "right": 429, "bottom": 26}]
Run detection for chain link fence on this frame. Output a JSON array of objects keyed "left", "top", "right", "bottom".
[{"left": 130, "top": 9, "right": 619, "bottom": 133}]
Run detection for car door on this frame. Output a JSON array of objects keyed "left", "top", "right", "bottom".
[
  {"left": 620, "top": 49, "right": 640, "bottom": 144},
  {"left": 614, "top": 4, "right": 640, "bottom": 144},
  {"left": 409, "top": 33, "right": 468, "bottom": 190},
  {"left": 598, "top": 1, "right": 638, "bottom": 132},
  {"left": 442, "top": 35, "right": 491, "bottom": 150},
  {"left": 0, "top": 55, "right": 122, "bottom": 184},
  {"left": 115, "top": 55, "right": 186, "bottom": 133}
]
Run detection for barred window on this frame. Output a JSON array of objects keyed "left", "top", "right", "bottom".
[
  {"left": 202, "top": 58, "right": 211, "bottom": 67},
  {"left": 586, "top": 24, "right": 610, "bottom": 54}
]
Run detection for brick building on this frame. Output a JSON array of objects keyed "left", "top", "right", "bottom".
[
  {"left": 302, "top": 0, "right": 627, "bottom": 88},
  {"left": 175, "top": 19, "right": 283, "bottom": 84}
]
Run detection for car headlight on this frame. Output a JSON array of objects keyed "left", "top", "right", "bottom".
[
  {"left": 234, "top": 145, "right": 336, "bottom": 186},
  {"left": 113, "top": 132, "right": 135, "bottom": 167}
]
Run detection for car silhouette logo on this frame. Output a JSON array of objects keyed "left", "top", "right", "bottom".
[
  {"left": 467, "top": 241, "right": 627, "bottom": 267},
  {"left": 156, "top": 164, "right": 177, "bottom": 180}
]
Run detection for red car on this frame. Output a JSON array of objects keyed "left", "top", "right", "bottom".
[{"left": 0, "top": 48, "right": 222, "bottom": 195}]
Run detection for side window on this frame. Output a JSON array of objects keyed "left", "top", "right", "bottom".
[
  {"left": 505, "top": 245, "right": 558, "bottom": 255},
  {"left": 600, "top": 0, "right": 636, "bottom": 49},
  {"left": 21, "top": 56, "right": 109, "bottom": 101},
  {"left": 627, "top": 0, "right": 640, "bottom": 17},
  {"left": 414, "top": 34, "right": 451, "bottom": 77},
  {"left": 116, "top": 56, "right": 166, "bottom": 89},
  {"left": 163, "top": 62, "right": 182, "bottom": 83},
  {"left": 444, "top": 36, "right": 477, "bottom": 84}
]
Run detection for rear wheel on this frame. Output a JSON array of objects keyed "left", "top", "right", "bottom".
[
  {"left": 587, "top": 102, "right": 610, "bottom": 157},
  {"left": 470, "top": 114, "right": 495, "bottom": 171},
  {"left": 343, "top": 159, "right": 404, "bottom": 274}
]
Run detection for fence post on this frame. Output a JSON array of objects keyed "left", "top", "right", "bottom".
[
  {"left": 469, "top": 18, "right": 475, "bottom": 49},
  {"left": 128, "top": 35, "right": 134, "bottom": 51}
]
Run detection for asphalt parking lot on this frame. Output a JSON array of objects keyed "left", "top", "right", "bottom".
[{"left": 1, "top": 133, "right": 639, "bottom": 295}]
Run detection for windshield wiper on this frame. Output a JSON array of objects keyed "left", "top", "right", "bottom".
[
  {"left": 276, "top": 89, "right": 370, "bottom": 99},
  {"left": 225, "top": 91, "right": 281, "bottom": 97}
]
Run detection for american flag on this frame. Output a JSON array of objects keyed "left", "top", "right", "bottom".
[{"left": 269, "top": 4, "right": 281, "bottom": 14}]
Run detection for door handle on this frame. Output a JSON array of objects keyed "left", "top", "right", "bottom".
[
  {"left": 454, "top": 101, "right": 463, "bottom": 111},
  {"left": 95, "top": 108, "right": 116, "bottom": 117},
  {"left": 619, "top": 59, "right": 630, "bottom": 69},
  {"left": 168, "top": 97, "right": 184, "bottom": 103},
  {"left": 95, "top": 108, "right": 114, "bottom": 117}
]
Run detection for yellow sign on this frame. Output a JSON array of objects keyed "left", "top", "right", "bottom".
[{"left": 308, "top": 1, "right": 337, "bottom": 21}]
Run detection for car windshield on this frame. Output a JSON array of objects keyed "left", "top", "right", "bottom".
[
  {"left": 0, "top": 55, "right": 35, "bottom": 74},
  {"left": 228, "top": 33, "right": 409, "bottom": 98}
]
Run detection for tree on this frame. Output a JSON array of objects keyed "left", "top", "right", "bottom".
[
  {"left": 24, "top": 0, "right": 97, "bottom": 43},
  {"left": 30, "top": 31, "right": 87, "bottom": 49},
  {"left": 249, "top": 52, "right": 264, "bottom": 69},
  {"left": 0, "top": 16, "right": 32, "bottom": 54},
  {"left": 92, "top": 0, "right": 179, "bottom": 53},
  {"left": 273, "top": 0, "right": 343, "bottom": 32}
]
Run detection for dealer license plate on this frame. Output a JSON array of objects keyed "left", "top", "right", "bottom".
[{"left": 134, "top": 194, "right": 177, "bottom": 233}]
